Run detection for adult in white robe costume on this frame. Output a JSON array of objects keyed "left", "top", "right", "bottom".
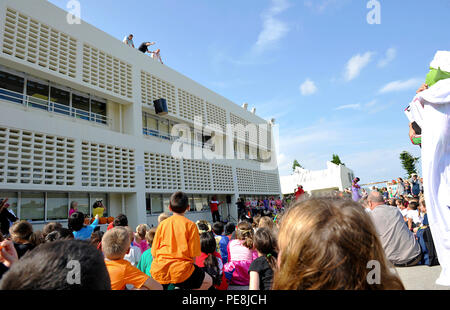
[{"left": 406, "top": 51, "right": 450, "bottom": 286}]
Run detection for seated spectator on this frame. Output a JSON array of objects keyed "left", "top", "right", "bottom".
[
  {"left": 249, "top": 227, "right": 277, "bottom": 290},
  {"left": 195, "top": 232, "right": 228, "bottom": 290},
  {"left": 90, "top": 230, "right": 104, "bottom": 250},
  {"left": 272, "top": 196, "right": 404, "bottom": 290},
  {"left": 196, "top": 220, "right": 212, "bottom": 234},
  {"left": 137, "top": 227, "right": 157, "bottom": 276},
  {"left": 107, "top": 213, "right": 128, "bottom": 231},
  {"left": 124, "top": 226, "right": 142, "bottom": 267},
  {"left": 212, "top": 222, "right": 229, "bottom": 264},
  {"left": 138, "top": 42, "right": 156, "bottom": 54},
  {"left": 224, "top": 221, "right": 258, "bottom": 286},
  {"left": 151, "top": 191, "right": 212, "bottom": 290},
  {"left": 150, "top": 48, "right": 164, "bottom": 64},
  {"left": 9, "top": 221, "right": 41, "bottom": 258},
  {"left": 123, "top": 34, "right": 135, "bottom": 48},
  {"left": 158, "top": 212, "right": 170, "bottom": 225},
  {"left": 69, "top": 212, "right": 99, "bottom": 241},
  {"left": 368, "top": 191, "right": 422, "bottom": 267},
  {"left": 258, "top": 216, "right": 274, "bottom": 231},
  {"left": 42, "top": 222, "right": 63, "bottom": 239},
  {"left": 406, "top": 201, "right": 422, "bottom": 231},
  {"left": 103, "top": 227, "right": 162, "bottom": 290},
  {"left": 0, "top": 240, "right": 111, "bottom": 290},
  {"left": 45, "top": 228, "right": 74, "bottom": 243},
  {"left": 134, "top": 224, "right": 150, "bottom": 254},
  {"left": 252, "top": 214, "right": 261, "bottom": 231},
  {"left": 225, "top": 222, "right": 236, "bottom": 241}
]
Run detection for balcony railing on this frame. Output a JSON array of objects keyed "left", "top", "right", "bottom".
[
  {"left": 0, "top": 87, "right": 110, "bottom": 125},
  {"left": 142, "top": 127, "right": 214, "bottom": 151}
]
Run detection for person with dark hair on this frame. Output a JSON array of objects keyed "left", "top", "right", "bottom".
[
  {"left": 151, "top": 191, "right": 213, "bottom": 290},
  {"left": 68, "top": 211, "right": 99, "bottom": 241},
  {"left": 351, "top": 177, "right": 361, "bottom": 202},
  {"left": 9, "top": 220, "right": 41, "bottom": 258},
  {"left": 138, "top": 42, "right": 156, "bottom": 54},
  {"left": 225, "top": 222, "right": 236, "bottom": 241},
  {"left": 45, "top": 228, "right": 74, "bottom": 243},
  {"left": 212, "top": 222, "right": 229, "bottom": 264},
  {"left": 0, "top": 240, "right": 111, "bottom": 290},
  {"left": 42, "top": 222, "right": 63, "bottom": 239},
  {"left": 92, "top": 200, "right": 105, "bottom": 218},
  {"left": 123, "top": 34, "right": 135, "bottom": 48},
  {"left": 90, "top": 230, "right": 104, "bottom": 250},
  {"left": 209, "top": 196, "right": 223, "bottom": 223},
  {"left": 195, "top": 232, "right": 228, "bottom": 290},
  {"left": 249, "top": 227, "right": 278, "bottom": 290}
]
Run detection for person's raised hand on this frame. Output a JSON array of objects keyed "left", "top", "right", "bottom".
[{"left": 0, "top": 240, "right": 18, "bottom": 268}]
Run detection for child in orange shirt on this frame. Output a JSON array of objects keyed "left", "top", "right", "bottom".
[
  {"left": 103, "top": 227, "right": 162, "bottom": 290},
  {"left": 150, "top": 191, "right": 213, "bottom": 290}
]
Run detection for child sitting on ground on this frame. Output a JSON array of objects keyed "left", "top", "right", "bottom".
[
  {"left": 195, "top": 232, "right": 228, "bottom": 290},
  {"left": 249, "top": 227, "right": 277, "bottom": 290},
  {"left": 225, "top": 222, "right": 236, "bottom": 241},
  {"left": 150, "top": 191, "right": 213, "bottom": 290},
  {"left": 103, "top": 227, "right": 162, "bottom": 290},
  {"left": 9, "top": 220, "right": 41, "bottom": 258},
  {"left": 224, "top": 221, "right": 258, "bottom": 286},
  {"left": 137, "top": 227, "right": 157, "bottom": 276},
  {"left": 124, "top": 227, "right": 142, "bottom": 267},
  {"left": 134, "top": 224, "right": 150, "bottom": 254},
  {"left": 406, "top": 201, "right": 422, "bottom": 231},
  {"left": 212, "top": 222, "right": 229, "bottom": 264}
]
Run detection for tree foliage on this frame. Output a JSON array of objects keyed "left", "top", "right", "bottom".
[
  {"left": 292, "top": 159, "right": 303, "bottom": 171},
  {"left": 331, "top": 154, "right": 345, "bottom": 166},
  {"left": 400, "top": 151, "right": 420, "bottom": 177}
]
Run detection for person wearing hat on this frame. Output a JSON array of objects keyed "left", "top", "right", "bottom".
[{"left": 92, "top": 200, "right": 105, "bottom": 218}]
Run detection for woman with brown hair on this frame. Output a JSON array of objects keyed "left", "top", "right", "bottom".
[
  {"left": 9, "top": 220, "right": 42, "bottom": 259},
  {"left": 272, "top": 197, "right": 404, "bottom": 290}
]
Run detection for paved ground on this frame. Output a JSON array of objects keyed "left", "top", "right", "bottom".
[
  {"left": 396, "top": 265, "right": 450, "bottom": 290},
  {"left": 228, "top": 266, "right": 450, "bottom": 290}
]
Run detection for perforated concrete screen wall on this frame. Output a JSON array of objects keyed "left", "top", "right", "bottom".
[{"left": 2, "top": 7, "right": 77, "bottom": 78}]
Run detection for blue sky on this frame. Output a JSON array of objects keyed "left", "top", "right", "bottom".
[{"left": 49, "top": 0, "right": 450, "bottom": 184}]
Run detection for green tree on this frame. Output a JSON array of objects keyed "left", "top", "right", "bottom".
[
  {"left": 400, "top": 151, "right": 420, "bottom": 177},
  {"left": 292, "top": 159, "right": 303, "bottom": 172},
  {"left": 331, "top": 154, "right": 345, "bottom": 166}
]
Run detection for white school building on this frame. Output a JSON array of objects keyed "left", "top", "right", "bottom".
[{"left": 0, "top": 0, "right": 281, "bottom": 230}]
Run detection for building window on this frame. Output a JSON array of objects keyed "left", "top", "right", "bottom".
[
  {"left": 91, "top": 98, "right": 107, "bottom": 124},
  {"left": 70, "top": 193, "right": 90, "bottom": 217},
  {"left": 21, "top": 192, "right": 45, "bottom": 222},
  {"left": 47, "top": 193, "right": 69, "bottom": 220},
  {"left": 26, "top": 79, "right": 49, "bottom": 111},
  {"left": 0, "top": 192, "right": 18, "bottom": 218},
  {"left": 150, "top": 194, "right": 163, "bottom": 214},
  {"left": 72, "top": 93, "right": 90, "bottom": 120},
  {"left": 50, "top": 86, "right": 70, "bottom": 115},
  {"left": 0, "top": 71, "right": 24, "bottom": 104}
]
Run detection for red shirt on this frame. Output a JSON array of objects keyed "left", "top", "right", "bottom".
[
  {"left": 210, "top": 201, "right": 219, "bottom": 212},
  {"left": 295, "top": 188, "right": 305, "bottom": 199}
]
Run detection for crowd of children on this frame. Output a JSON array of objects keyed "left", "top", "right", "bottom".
[{"left": 0, "top": 189, "right": 432, "bottom": 290}]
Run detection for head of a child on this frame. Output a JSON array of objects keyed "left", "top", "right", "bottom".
[
  {"left": 408, "top": 201, "right": 419, "bottom": 211},
  {"left": 273, "top": 197, "right": 404, "bottom": 290},
  {"left": 212, "top": 222, "right": 224, "bottom": 236},
  {"left": 42, "top": 222, "right": 63, "bottom": 238},
  {"left": 102, "top": 227, "right": 130, "bottom": 260},
  {"left": 158, "top": 212, "right": 170, "bottom": 224},
  {"left": 419, "top": 198, "right": 426, "bottom": 213},
  {"left": 113, "top": 214, "right": 128, "bottom": 227},
  {"left": 225, "top": 222, "right": 236, "bottom": 236},
  {"left": 0, "top": 240, "right": 111, "bottom": 290},
  {"left": 200, "top": 231, "right": 216, "bottom": 255},
  {"left": 68, "top": 211, "right": 85, "bottom": 232},
  {"left": 252, "top": 214, "right": 261, "bottom": 229},
  {"left": 258, "top": 216, "right": 274, "bottom": 231},
  {"left": 145, "top": 227, "right": 157, "bottom": 248},
  {"left": 169, "top": 191, "right": 190, "bottom": 214},
  {"left": 196, "top": 220, "right": 212, "bottom": 234},
  {"left": 236, "top": 221, "right": 254, "bottom": 250},
  {"left": 9, "top": 220, "right": 40, "bottom": 246},
  {"left": 253, "top": 227, "right": 277, "bottom": 271},
  {"left": 45, "top": 228, "right": 74, "bottom": 243},
  {"left": 136, "top": 224, "right": 150, "bottom": 241}
]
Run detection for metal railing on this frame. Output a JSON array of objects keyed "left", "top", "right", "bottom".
[
  {"left": 142, "top": 127, "right": 214, "bottom": 151},
  {"left": 0, "top": 87, "right": 110, "bottom": 125}
]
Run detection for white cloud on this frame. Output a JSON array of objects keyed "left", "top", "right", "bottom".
[
  {"left": 344, "top": 52, "right": 374, "bottom": 81},
  {"left": 300, "top": 78, "right": 318, "bottom": 96},
  {"left": 379, "top": 78, "right": 423, "bottom": 94},
  {"left": 255, "top": 0, "right": 291, "bottom": 52},
  {"left": 334, "top": 103, "right": 361, "bottom": 110},
  {"left": 378, "top": 47, "right": 397, "bottom": 67}
]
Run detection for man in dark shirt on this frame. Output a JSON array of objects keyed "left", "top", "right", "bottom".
[{"left": 138, "top": 42, "right": 156, "bottom": 54}]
